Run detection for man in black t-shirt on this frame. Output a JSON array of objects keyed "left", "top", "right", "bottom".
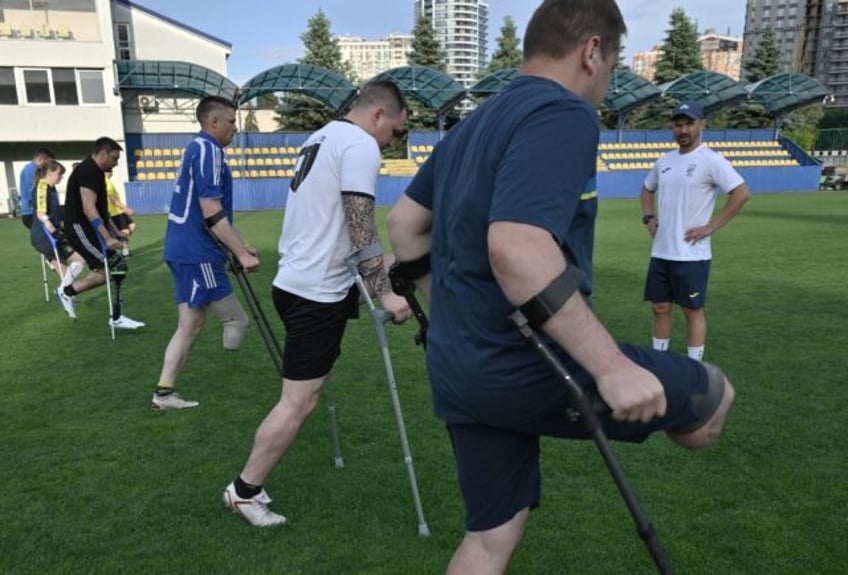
[{"left": 58, "top": 137, "right": 144, "bottom": 329}]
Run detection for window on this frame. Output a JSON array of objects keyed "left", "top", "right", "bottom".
[
  {"left": 116, "top": 23, "right": 132, "bottom": 60},
  {"left": 79, "top": 70, "right": 105, "bottom": 103},
  {"left": 23, "top": 69, "right": 51, "bottom": 104},
  {"left": 0, "top": 67, "right": 17, "bottom": 105},
  {"left": 52, "top": 68, "right": 79, "bottom": 105}
]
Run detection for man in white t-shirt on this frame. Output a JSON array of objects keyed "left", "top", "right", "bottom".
[
  {"left": 223, "top": 80, "right": 412, "bottom": 527},
  {"left": 641, "top": 101, "right": 751, "bottom": 361}
]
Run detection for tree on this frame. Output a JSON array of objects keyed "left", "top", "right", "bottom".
[
  {"left": 274, "top": 10, "right": 353, "bottom": 132},
  {"left": 486, "top": 16, "right": 522, "bottom": 74},
  {"left": 652, "top": 8, "right": 703, "bottom": 85},
  {"left": 728, "top": 26, "right": 783, "bottom": 129},
  {"left": 409, "top": 15, "right": 446, "bottom": 71},
  {"left": 742, "top": 25, "right": 782, "bottom": 83},
  {"left": 629, "top": 8, "right": 702, "bottom": 129},
  {"left": 242, "top": 108, "right": 259, "bottom": 132},
  {"left": 257, "top": 93, "right": 278, "bottom": 110}
]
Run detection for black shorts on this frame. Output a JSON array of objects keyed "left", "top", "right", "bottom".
[
  {"left": 22, "top": 214, "right": 34, "bottom": 229},
  {"left": 272, "top": 285, "right": 359, "bottom": 380},
  {"left": 112, "top": 213, "right": 134, "bottom": 230},
  {"left": 67, "top": 221, "right": 106, "bottom": 270}
]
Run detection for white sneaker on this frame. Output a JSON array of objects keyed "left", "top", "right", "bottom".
[
  {"left": 54, "top": 287, "right": 76, "bottom": 319},
  {"left": 150, "top": 392, "right": 199, "bottom": 410},
  {"left": 109, "top": 315, "right": 145, "bottom": 329},
  {"left": 223, "top": 482, "right": 286, "bottom": 527}
]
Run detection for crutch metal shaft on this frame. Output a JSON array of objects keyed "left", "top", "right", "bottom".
[
  {"left": 348, "top": 263, "right": 431, "bottom": 537},
  {"left": 509, "top": 310, "right": 673, "bottom": 575}
]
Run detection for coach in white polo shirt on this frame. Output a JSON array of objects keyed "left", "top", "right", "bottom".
[
  {"left": 641, "top": 100, "right": 751, "bottom": 361},
  {"left": 223, "top": 80, "right": 412, "bottom": 527}
]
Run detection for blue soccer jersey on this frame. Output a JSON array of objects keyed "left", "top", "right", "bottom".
[
  {"left": 164, "top": 132, "right": 233, "bottom": 264},
  {"left": 404, "top": 75, "right": 601, "bottom": 425}
]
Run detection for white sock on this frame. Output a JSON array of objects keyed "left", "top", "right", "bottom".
[
  {"left": 688, "top": 345, "right": 705, "bottom": 361},
  {"left": 652, "top": 337, "right": 670, "bottom": 351},
  {"left": 61, "top": 261, "right": 84, "bottom": 287}
]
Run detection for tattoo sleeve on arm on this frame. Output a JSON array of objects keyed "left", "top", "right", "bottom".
[{"left": 342, "top": 193, "right": 390, "bottom": 297}]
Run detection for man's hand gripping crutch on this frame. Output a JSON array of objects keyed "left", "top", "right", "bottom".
[{"left": 346, "top": 243, "right": 430, "bottom": 538}]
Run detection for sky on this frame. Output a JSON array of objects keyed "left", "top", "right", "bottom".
[{"left": 132, "top": 0, "right": 748, "bottom": 85}]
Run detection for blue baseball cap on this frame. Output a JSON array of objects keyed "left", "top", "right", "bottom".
[{"left": 672, "top": 101, "right": 705, "bottom": 120}]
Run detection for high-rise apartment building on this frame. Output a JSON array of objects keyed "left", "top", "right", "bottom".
[
  {"left": 338, "top": 34, "right": 414, "bottom": 82},
  {"left": 699, "top": 30, "right": 744, "bottom": 80},
  {"left": 414, "top": 0, "right": 489, "bottom": 88},
  {"left": 743, "top": 0, "right": 846, "bottom": 106}
]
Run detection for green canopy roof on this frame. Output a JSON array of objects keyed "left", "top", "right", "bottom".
[
  {"left": 747, "top": 72, "right": 828, "bottom": 116},
  {"left": 116, "top": 60, "right": 238, "bottom": 101},
  {"left": 469, "top": 68, "right": 518, "bottom": 97},
  {"left": 603, "top": 66, "right": 662, "bottom": 114},
  {"left": 372, "top": 66, "right": 467, "bottom": 113},
  {"left": 660, "top": 70, "right": 748, "bottom": 115},
  {"left": 238, "top": 64, "right": 357, "bottom": 112}
]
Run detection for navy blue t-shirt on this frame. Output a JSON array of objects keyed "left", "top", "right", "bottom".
[{"left": 405, "top": 75, "right": 601, "bottom": 425}]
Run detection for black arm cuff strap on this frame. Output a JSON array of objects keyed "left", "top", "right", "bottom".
[
  {"left": 204, "top": 210, "right": 227, "bottom": 229},
  {"left": 518, "top": 265, "right": 585, "bottom": 330},
  {"left": 392, "top": 252, "right": 431, "bottom": 281}
]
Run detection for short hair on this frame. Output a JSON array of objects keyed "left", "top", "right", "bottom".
[
  {"left": 93, "top": 137, "right": 123, "bottom": 155},
  {"left": 523, "top": 0, "right": 626, "bottom": 62},
  {"left": 40, "top": 159, "right": 66, "bottom": 177},
  {"left": 196, "top": 95, "right": 237, "bottom": 124},
  {"left": 33, "top": 147, "right": 54, "bottom": 161},
  {"left": 352, "top": 80, "right": 407, "bottom": 116}
]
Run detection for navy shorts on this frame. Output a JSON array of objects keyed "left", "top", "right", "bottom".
[
  {"left": 644, "top": 257, "right": 711, "bottom": 309},
  {"left": 447, "top": 345, "right": 715, "bottom": 531},
  {"left": 167, "top": 261, "right": 233, "bottom": 308},
  {"left": 272, "top": 285, "right": 359, "bottom": 381}
]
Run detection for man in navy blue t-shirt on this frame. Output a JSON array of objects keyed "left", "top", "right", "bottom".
[
  {"left": 388, "top": 0, "right": 737, "bottom": 571},
  {"left": 150, "top": 96, "right": 259, "bottom": 410}
]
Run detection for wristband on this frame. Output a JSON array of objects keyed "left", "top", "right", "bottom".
[
  {"left": 90, "top": 217, "right": 103, "bottom": 229},
  {"left": 642, "top": 214, "right": 656, "bottom": 225}
]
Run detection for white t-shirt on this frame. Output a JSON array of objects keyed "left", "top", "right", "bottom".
[
  {"left": 644, "top": 145, "right": 744, "bottom": 261},
  {"left": 273, "top": 120, "right": 381, "bottom": 302}
]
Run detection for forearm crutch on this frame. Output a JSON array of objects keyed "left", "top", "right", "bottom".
[
  {"left": 97, "top": 237, "right": 116, "bottom": 341},
  {"left": 40, "top": 255, "right": 50, "bottom": 302},
  {"left": 509, "top": 309, "right": 674, "bottom": 575},
  {"left": 346, "top": 251, "right": 431, "bottom": 537},
  {"left": 225, "top": 253, "right": 344, "bottom": 468}
]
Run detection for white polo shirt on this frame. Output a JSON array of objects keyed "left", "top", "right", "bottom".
[
  {"left": 644, "top": 145, "right": 744, "bottom": 261},
  {"left": 274, "top": 120, "right": 381, "bottom": 302}
]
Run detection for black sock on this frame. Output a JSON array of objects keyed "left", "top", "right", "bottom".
[
  {"left": 234, "top": 476, "right": 262, "bottom": 499},
  {"left": 154, "top": 386, "right": 173, "bottom": 397},
  {"left": 64, "top": 285, "right": 78, "bottom": 296}
]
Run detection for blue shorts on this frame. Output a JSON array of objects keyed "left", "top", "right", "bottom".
[
  {"left": 448, "top": 345, "right": 714, "bottom": 531},
  {"left": 644, "top": 257, "right": 711, "bottom": 309},
  {"left": 167, "top": 261, "right": 232, "bottom": 308}
]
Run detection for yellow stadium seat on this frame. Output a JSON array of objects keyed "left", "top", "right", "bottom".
[
  {"left": 246, "top": 158, "right": 257, "bottom": 167},
  {"left": 153, "top": 160, "right": 164, "bottom": 169},
  {"left": 286, "top": 146, "right": 297, "bottom": 155},
  {"left": 259, "top": 170, "right": 269, "bottom": 178},
  {"left": 285, "top": 169, "right": 295, "bottom": 177},
  {"left": 164, "top": 159, "right": 175, "bottom": 168},
  {"left": 269, "top": 147, "right": 279, "bottom": 155},
  {"left": 231, "top": 147, "right": 242, "bottom": 156},
  {"left": 272, "top": 157, "right": 283, "bottom": 166},
  {"left": 133, "top": 149, "right": 143, "bottom": 158},
  {"left": 137, "top": 173, "right": 148, "bottom": 181},
  {"left": 256, "top": 158, "right": 266, "bottom": 167},
  {"left": 249, "top": 170, "right": 259, "bottom": 178},
  {"left": 142, "top": 149, "right": 153, "bottom": 157},
  {"left": 261, "top": 147, "right": 270, "bottom": 154},
  {"left": 153, "top": 149, "right": 163, "bottom": 157},
  {"left": 276, "top": 169, "right": 287, "bottom": 177},
  {"left": 232, "top": 170, "right": 242, "bottom": 178},
  {"left": 155, "top": 172, "right": 167, "bottom": 180}
]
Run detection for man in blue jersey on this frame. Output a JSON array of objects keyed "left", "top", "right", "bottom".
[
  {"left": 151, "top": 95, "right": 258, "bottom": 410},
  {"left": 387, "top": 1, "right": 736, "bottom": 572},
  {"left": 19, "top": 147, "right": 54, "bottom": 229}
]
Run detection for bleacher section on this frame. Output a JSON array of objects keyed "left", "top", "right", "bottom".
[{"left": 124, "top": 129, "right": 822, "bottom": 214}]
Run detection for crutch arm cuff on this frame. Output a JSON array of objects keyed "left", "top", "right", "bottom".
[{"left": 518, "top": 265, "right": 585, "bottom": 330}]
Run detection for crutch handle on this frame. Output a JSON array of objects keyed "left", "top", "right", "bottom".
[{"left": 372, "top": 309, "right": 395, "bottom": 324}]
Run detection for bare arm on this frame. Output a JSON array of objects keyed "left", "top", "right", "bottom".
[
  {"left": 489, "top": 221, "right": 666, "bottom": 423},
  {"left": 343, "top": 194, "right": 411, "bottom": 322},
  {"left": 387, "top": 194, "right": 433, "bottom": 301},
  {"left": 640, "top": 185, "right": 658, "bottom": 237},
  {"left": 81, "top": 186, "right": 120, "bottom": 250},
  {"left": 200, "top": 197, "right": 259, "bottom": 271},
  {"left": 684, "top": 182, "right": 751, "bottom": 243}
]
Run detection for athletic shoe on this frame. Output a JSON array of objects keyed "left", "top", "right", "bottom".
[
  {"left": 54, "top": 287, "right": 76, "bottom": 319},
  {"left": 150, "top": 392, "right": 199, "bottom": 410},
  {"left": 109, "top": 315, "right": 145, "bottom": 329},
  {"left": 223, "top": 482, "right": 286, "bottom": 527}
]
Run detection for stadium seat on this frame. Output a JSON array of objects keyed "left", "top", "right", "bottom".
[
  {"left": 153, "top": 149, "right": 163, "bottom": 157},
  {"left": 164, "top": 160, "right": 175, "bottom": 168},
  {"left": 156, "top": 172, "right": 167, "bottom": 180},
  {"left": 232, "top": 170, "right": 242, "bottom": 178},
  {"left": 142, "top": 149, "right": 152, "bottom": 157},
  {"left": 259, "top": 169, "right": 269, "bottom": 178},
  {"left": 137, "top": 173, "right": 148, "bottom": 181},
  {"left": 133, "top": 149, "right": 143, "bottom": 158},
  {"left": 285, "top": 169, "right": 295, "bottom": 177},
  {"left": 154, "top": 160, "right": 164, "bottom": 169}
]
